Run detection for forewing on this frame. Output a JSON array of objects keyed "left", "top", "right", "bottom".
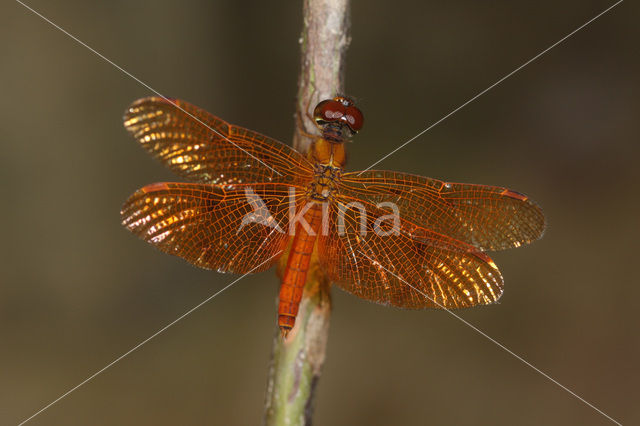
[
  {"left": 121, "top": 182, "right": 303, "bottom": 273},
  {"left": 123, "top": 97, "right": 314, "bottom": 185},
  {"left": 339, "top": 170, "right": 545, "bottom": 251},
  {"left": 317, "top": 199, "right": 503, "bottom": 309}
]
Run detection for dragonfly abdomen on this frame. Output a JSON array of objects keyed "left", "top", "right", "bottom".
[{"left": 278, "top": 203, "right": 323, "bottom": 336}]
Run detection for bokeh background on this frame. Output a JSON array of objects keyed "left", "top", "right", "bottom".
[{"left": 1, "top": 1, "right": 638, "bottom": 425}]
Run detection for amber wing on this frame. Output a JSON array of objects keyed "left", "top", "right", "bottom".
[
  {"left": 317, "top": 199, "right": 504, "bottom": 309},
  {"left": 317, "top": 170, "right": 545, "bottom": 309},
  {"left": 121, "top": 182, "right": 307, "bottom": 273},
  {"left": 123, "top": 97, "right": 314, "bottom": 186},
  {"left": 340, "top": 170, "right": 545, "bottom": 251}
]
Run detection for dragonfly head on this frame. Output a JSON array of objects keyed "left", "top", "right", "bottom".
[{"left": 313, "top": 96, "right": 364, "bottom": 142}]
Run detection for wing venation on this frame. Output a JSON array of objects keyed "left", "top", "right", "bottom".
[
  {"left": 340, "top": 170, "right": 545, "bottom": 251},
  {"left": 317, "top": 198, "right": 504, "bottom": 309},
  {"left": 121, "top": 182, "right": 304, "bottom": 273},
  {"left": 124, "top": 97, "right": 314, "bottom": 186}
]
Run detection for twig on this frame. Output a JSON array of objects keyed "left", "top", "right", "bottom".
[
  {"left": 263, "top": 1, "right": 350, "bottom": 425},
  {"left": 292, "top": 0, "right": 351, "bottom": 154}
]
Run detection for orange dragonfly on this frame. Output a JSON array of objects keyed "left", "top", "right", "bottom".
[{"left": 121, "top": 96, "right": 545, "bottom": 336}]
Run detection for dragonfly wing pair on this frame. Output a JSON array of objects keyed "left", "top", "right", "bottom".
[
  {"left": 319, "top": 172, "right": 545, "bottom": 308},
  {"left": 121, "top": 97, "right": 545, "bottom": 310}
]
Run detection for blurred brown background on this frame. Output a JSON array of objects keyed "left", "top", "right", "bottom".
[{"left": 1, "top": 1, "right": 638, "bottom": 425}]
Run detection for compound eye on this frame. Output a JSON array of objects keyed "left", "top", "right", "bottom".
[
  {"left": 313, "top": 99, "right": 346, "bottom": 123},
  {"left": 344, "top": 105, "right": 364, "bottom": 132}
]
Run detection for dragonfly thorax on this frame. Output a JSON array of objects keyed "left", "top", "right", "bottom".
[
  {"left": 310, "top": 137, "right": 346, "bottom": 168},
  {"left": 307, "top": 163, "right": 342, "bottom": 201}
]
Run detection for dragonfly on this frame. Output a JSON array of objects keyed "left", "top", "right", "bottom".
[{"left": 121, "top": 96, "right": 545, "bottom": 337}]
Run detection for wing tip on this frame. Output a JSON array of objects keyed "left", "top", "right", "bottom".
[
  {"left": 499, "top": 188, "right": 547, "bottom": 246},
  {"left": 119, "top": 182, "right": 173, "bottom": 225},
  {"left": 127, "top": 96, "right": 177, "bottom": 108},
  {"left": 123, "top": 96, "right": 180, "bottom": 128}
]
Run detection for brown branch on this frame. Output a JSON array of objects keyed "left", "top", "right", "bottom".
[{"left": 263, "top": 1, "right": 350, "bottom": 425}]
